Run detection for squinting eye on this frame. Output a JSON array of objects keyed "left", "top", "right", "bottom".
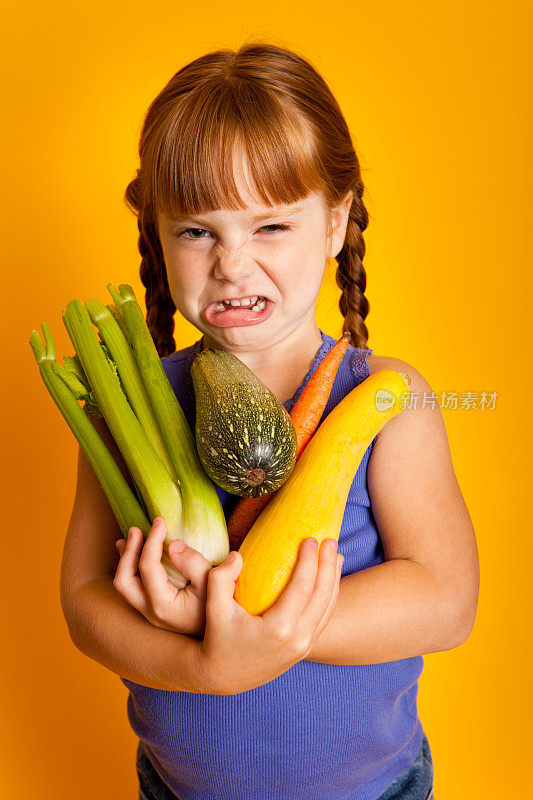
[
  {"left": 179, "top": 228, "right": 210, "bottom": 239},
  {"left": 261, "top": 224, "right": 291, "bottom": 233}
]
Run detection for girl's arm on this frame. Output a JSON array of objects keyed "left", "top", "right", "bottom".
[
  {"left": 66, "top": 577, "right": 204, "bottom": 691},
  {"left": 60, "top": 415, "right": 206, "bottom": 692},
  {"left": 61, "top": 414, "right": 341, "bottom": 696},
  {"left": 305, "top": 356, "right": 480, "bottom": 665}
]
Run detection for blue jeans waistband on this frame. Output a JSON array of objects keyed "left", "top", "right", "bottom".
[{"left": 136, "top": 732, "right": 435, "bottom": 800}]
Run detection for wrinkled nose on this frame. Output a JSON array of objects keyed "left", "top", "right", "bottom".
[{"left": 212, "top": 242, "right": 254, "bottom": 282}]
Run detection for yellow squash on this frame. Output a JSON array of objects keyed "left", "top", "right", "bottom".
[{"left": 234, "top": 369, "right": 411, "bottom": 615}]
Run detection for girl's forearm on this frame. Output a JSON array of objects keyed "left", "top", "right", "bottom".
[
  {"left": 63, "top": 578, "right": 206, "bottom": 692},
  {"left": 305, "top": 558, "right": 475, "bottom": 665}
]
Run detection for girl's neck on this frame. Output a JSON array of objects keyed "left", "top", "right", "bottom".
[{"left": 200, "top": 320, "right": 324, "bottom": 405}]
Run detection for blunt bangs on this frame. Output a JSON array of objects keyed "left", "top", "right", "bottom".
[{"left": 141, "top": 78, "right": 326, "bottom": 220}]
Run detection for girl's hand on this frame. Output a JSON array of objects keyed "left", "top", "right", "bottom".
[
  {"left": 196, "top": 536, "right": 344, "bottom": 695},
  {"left": 113, "top": 517, "right": 212, "bottom": 637}
]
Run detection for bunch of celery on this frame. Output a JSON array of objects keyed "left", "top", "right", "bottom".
[{"left": 29, "top": 283, "right": 229, "bottom": 588}]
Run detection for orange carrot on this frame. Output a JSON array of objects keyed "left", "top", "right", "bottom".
[{"left": 227, "top": 331, "right": 352, "bottom": 550}]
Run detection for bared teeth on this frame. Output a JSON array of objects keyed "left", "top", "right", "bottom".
[
  {"left": 213, "top": 296, "right": 267, "bottom": 314},
  {"left": 219, "top": 295, "right": 266, "bottom": 308},
  {"left": 210, "top": 296, "right": 266, "bottom": 313}
]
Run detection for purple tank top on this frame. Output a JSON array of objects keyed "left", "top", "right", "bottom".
[{"left": 121, "top": 330, "right": 425, "bottom": 800}]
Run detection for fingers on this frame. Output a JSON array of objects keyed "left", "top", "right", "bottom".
[
  {"left": 168, "top": 539, "right": 212, "bottom": 594},
  {"left": 114, "top": 517, "right": 178, "bottom": 617},
  {"left": 205, "top": 551, "right": 243, "bottom": 626},
  {"left": 300, "top": 538, "right": 341, "bottom": 629},
  {"left": 266, "top": 537, "right": 324, "bottom": 622},
  {"left": 265, "top": 538, "right": 342, "bottom": 635},
  {"left": 137, "top": 517, "right": 177, "bottom": 602},
  {"left": 309, "top": 551, "right": 344, "bottom": 641},
  {"left": 113, "top": 527, "right": 148, "bottom": 610}
]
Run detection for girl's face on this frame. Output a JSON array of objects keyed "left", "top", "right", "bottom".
[{"left": 157, "top": 155, "right": 352, "bottom": 354}]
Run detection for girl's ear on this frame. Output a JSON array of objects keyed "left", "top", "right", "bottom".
[{"left": 326, "top": 190, "right": 354, "bottom": 260}]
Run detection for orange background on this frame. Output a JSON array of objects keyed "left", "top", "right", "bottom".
[{"left": 2, "top": 2, "right": 531, "bottom": 798}]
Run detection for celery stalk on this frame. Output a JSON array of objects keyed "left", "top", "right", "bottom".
[
  {"left": 54, "top": 355, "right": 102, "bottom": 417},
  {"left": 29, "top": 325, "right": 150, "bottom": 537},
  {"left": 106, "top": 284, "right": 229, "bottom": 564},
  {"left": 55, "top": 362, "right": 92, "bottom": 400},
  {"left": 85, "top": 297, "right": 179, "bottom": 486},
  {"left": 107, "top": 302, "right": 131, "bottom": 343},
  {"left": 62, "top": 299, "right": 190, "bottom": 586}
]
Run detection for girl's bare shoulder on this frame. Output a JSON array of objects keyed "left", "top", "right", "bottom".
[
  {"left": 367, "top": 352, "right": 416, "bottom": 379},
  {"left": 365, "top": 352, "right": 434, "bottom": 398},
  {"left": 364, "top": 350, "right": 455, "bottom": 499},
  {"left": 364, "top": 350, "right": 450, "bottom": 460}
]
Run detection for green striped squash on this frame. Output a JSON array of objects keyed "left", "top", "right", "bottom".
[{"left": 191, "top": 349, "right": 297, "bottom": 497}]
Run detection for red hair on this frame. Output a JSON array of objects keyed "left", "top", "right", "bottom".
[{"left": 124, "top": 41, "right": 370, "bottom": 356}]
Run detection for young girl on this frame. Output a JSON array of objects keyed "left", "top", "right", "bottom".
[{"left": 61, "top": 42, "right": 479, "bottom": 800}]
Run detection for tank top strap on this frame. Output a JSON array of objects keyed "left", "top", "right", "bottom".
[
  {"left": 348, "top": 343, "right": 378, "bottom": 451},
  {"left": 350, "top": 343, "right": 374, "bottom": 385}
]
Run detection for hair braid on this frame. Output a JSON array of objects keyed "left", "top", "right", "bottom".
[
  {"left": 138, "top": 215, "right": 177, "bottom": 358},
  {"left": 335, "top": 183, "right": 370, "bottom": 349},
  {"left": 124, "top": 174, "right": 176, "bottom": 358}
]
